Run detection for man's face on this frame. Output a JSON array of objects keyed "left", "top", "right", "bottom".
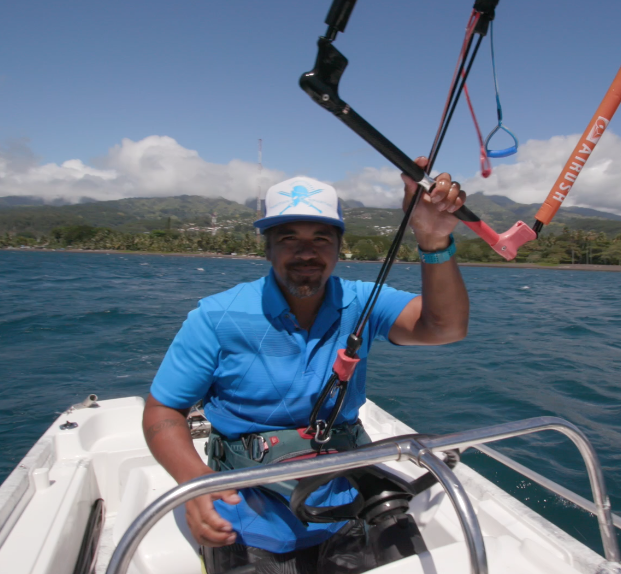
[{"left": 266, "top": 222, "right": 341, "bottom": 299}]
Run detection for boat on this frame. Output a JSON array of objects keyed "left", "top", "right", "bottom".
[{"left": 0, "top": 394, "right": 620, "bottom": 574}]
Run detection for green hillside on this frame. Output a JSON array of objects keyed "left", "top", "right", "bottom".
[
  {"left": 2, "top": 193, "right": 621, "bottom": 261},
  {"left": 0, "top": 195, "right": 256, "bottom": 236}
]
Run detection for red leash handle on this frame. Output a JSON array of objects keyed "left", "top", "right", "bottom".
[{"left": 462, "top": 80, "right": 492, "bottom": 178}]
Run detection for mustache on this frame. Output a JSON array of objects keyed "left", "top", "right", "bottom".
[{"left": 286, "top": 261, "right": 325, "bottom": 270}]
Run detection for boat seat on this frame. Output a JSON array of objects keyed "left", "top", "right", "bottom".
[{"left": 114, "top": 463, "right": 201, "bottom": 574}]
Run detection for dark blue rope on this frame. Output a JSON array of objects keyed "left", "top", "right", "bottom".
[{"left": 485, "top": 21, "right": 519, "bottom": 159}]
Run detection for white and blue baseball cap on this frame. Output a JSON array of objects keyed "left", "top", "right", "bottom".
[{"left": 254, "top": 176, "right": 345, "bottom": 233}]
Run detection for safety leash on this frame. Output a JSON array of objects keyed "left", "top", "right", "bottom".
[
  {"left": 462, "top": 70, "right": 493, "bottom": 178},
  {"left": 308, "top": 183, "right": 423, "bottom": 442},
  {"left": 428, "top": 9, "right": 489, "bottom": 175}
]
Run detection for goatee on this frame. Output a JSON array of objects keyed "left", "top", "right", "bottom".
[
  {"left": 284, "top": 264, "right": 324, "bottom": 298},
  {"left": 284, "top": 278, "right": 322, "bottom": 299}
]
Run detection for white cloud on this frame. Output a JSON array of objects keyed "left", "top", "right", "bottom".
[
  {"left": 3, "top": 131, "right": 620, "bottom": 215},
  {"left": 463, "top": 131, "right": 621, "bottom": 215},
  {"left": 333, "top": 166, "right": 405, "bottom": 208},
  {"left": 333, "top": 131, "right": 621, "bottom": 215},
  {"left": 0, "top": 135, "right": 285, "bottom": 204}
]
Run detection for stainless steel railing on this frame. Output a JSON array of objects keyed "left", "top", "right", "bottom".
[
  {"left": 106, "top": 416, "right": 621, "bottom": 574},
  {"left": 421, "top": 416, "right": 620, "bottom": 564},
  {"left": 475, "top": 443, "right": 621, "bottom": 531},
  {"left": 106, "top": 437, "right": 487, "bottom": 574}
]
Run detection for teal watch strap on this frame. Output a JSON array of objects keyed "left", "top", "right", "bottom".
[{"left": 418, "top": 234, "right": 456, "bottom": 264}]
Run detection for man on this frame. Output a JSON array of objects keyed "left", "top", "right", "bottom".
[{"left": 143, "top": 158, "right": 469, "bottom": 573}]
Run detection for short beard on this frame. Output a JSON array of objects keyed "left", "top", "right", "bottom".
[
  {"left": 282, "top": 264, "right": 324, "bottom": 299},
  {"left": 283, "top": 278, "right": 322, "bottom": 299}
]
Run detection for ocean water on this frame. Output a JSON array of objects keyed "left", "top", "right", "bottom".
[{"left": 1, "top": 250, "right": 620, "bottom": 554}]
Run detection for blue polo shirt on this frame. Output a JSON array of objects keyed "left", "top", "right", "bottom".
[{"left": 151, "top": 269, "right": 416, "bottom": 552}]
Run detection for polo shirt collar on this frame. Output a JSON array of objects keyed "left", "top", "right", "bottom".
[
  {"left": 264, "top": 268, "right": 290, "bottom": 318},
  {"left": 324, "top": 275, "right": 356, "bottom": 311}
]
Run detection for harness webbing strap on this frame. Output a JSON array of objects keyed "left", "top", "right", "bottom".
[{"left": 206, "top": 424, "right": 370, "bottom": 498}]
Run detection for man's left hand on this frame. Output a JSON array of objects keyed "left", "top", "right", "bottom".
[{"left": 402, "top": 157, "right": 466, "bottom": 252}]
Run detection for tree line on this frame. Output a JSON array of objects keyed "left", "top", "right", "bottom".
[
  {"left": 3, "top": 224, "right": 621, "bottom": 265},
  {"left": 344, "top": 228, "right": 621, "bottom": 265}
]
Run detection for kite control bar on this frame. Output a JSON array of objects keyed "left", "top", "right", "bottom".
[
  {"left": 304, "top": 1, "right": 621, "bottom": 445},
  {"left": 300, "top": 1, "right": 621, "bottom": 260},
  {"left": 300, "top": 0, "right": 535, "bottom": 260}
]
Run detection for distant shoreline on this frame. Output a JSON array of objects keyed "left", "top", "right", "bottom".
[
  {"left": 5, "top": 247, "right": 621, "bottom": 272},
  {"left": 456, "top": 262, "right": 621, "bottom": 272}
]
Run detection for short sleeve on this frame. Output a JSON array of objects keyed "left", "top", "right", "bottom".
[
  {"left": 357, "top": 281, "right": 417, "bottom": 342},
  {"left": 150, "top": 300, "right": 220, "bottom": 409}
]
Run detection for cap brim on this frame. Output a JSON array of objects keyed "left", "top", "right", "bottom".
[{"left": 254, "top": 214, "right": 345, "bottom": 233}]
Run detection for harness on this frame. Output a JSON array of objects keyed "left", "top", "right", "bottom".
[
  {"left": 206, "top": 422, "right": 460, "bottom": 531},
  {"left": 206, "top": 422, "right": 371, "bottom": 498}
]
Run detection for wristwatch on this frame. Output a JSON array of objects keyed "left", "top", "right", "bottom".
[{"left": 418, "top": 234, "right": 456, "bottom": 264}]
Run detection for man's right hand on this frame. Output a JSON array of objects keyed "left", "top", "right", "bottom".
[
  {"left": 142, "top": 394, "right": 242, "bottom": 547},
  {"left": 186, "top": 489, "right": 242, "bottom": 547}
]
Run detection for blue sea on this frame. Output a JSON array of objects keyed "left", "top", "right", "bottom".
[{"left": 1, "top": 250, "right": 620, "bottom": 554}]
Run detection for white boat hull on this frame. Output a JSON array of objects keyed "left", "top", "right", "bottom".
[{"left": 0, "top": 397, "right": 614, "bottom": 574}]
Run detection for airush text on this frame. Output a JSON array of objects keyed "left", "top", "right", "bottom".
[{"left": 554, "top": 141, "right": 593, "bottom": 201}]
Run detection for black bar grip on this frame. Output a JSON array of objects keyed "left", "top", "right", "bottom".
[{"left": 325, "top": 0, "right": 358, "bottom": 34}]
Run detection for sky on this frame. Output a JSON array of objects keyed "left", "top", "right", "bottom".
[{"left": 1, "top": 0, "right": 621, "bottom": 216}]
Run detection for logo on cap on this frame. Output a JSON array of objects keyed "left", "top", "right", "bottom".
[{"left": 275, "top": 185, "right": 325, "bottom": 214}]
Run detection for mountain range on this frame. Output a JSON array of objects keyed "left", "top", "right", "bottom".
[
  {"left": 1, "top": 193, "right": 620, "bottom": 238},
  {"left": 342, "top": 193, "right": 621, "bottom": 237}
]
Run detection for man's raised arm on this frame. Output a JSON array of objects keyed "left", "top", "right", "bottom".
[{"left": 389, "top": 157, "right": 469, "bottom": 346}]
